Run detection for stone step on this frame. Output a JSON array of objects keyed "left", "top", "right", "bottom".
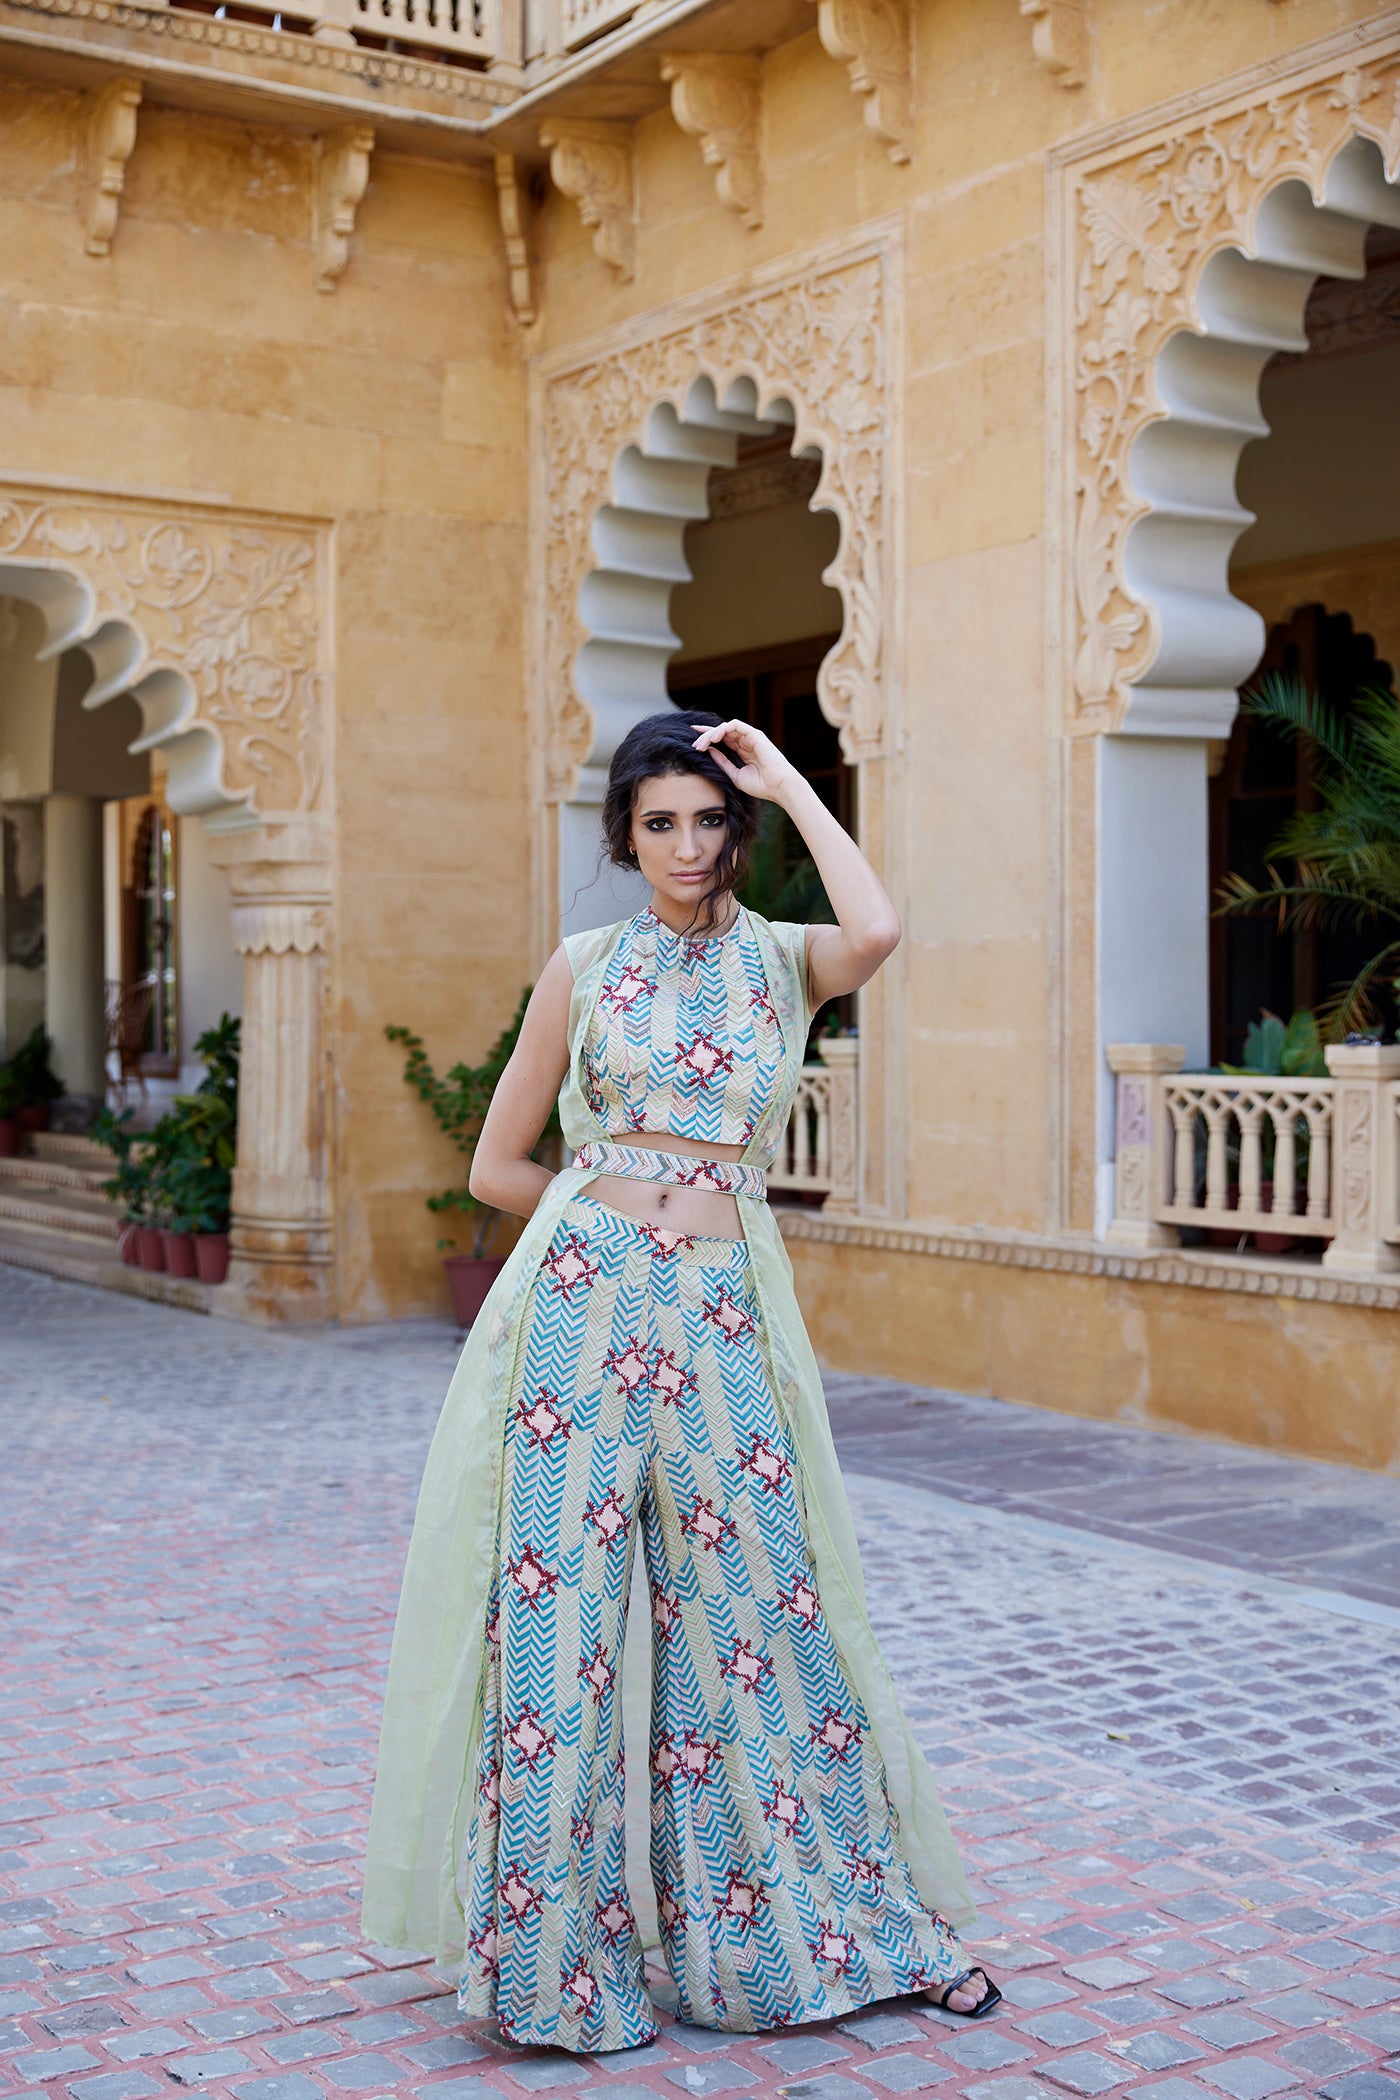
[
  {"left": 0, "top": 1186, "right": 123, "bottom": 1244},
  {"left": 28, "top": 1130, "right": 115, "bottom": 1170},
  {"left": 0, "top": 1152, "right": 114, "bottom": 1198},
  {"left": 0, "top": 1224, "right": 210, "bottom": 1312}
]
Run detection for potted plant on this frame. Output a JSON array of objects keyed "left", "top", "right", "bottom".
[
  {"left": 94, "top": 1015, "right": 239, "bottom": 1282},
  {"left": 0, "top": 1064, "right": 21, "bottom": 1158},
  {"left": 93, "top": 1106, "right": 153, "bottom": 1264},
  {"left": 388, "top": 989, "right": 555, "bottom": 1329},
  {"left": 10, "top": 1025, "right": 63, "bottom": 1133},
  {"left": 1202, "top": 1007, "right": 1327, "bottom": 1253}
]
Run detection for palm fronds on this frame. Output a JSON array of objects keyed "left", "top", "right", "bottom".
[{"left": 1216, "top": 669, "right": 1400, "bottom": 1037}]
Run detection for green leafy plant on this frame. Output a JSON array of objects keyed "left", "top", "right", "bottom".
[
  {"left": 95, "top": 1014, "right": 240, "bottom": 1233},
  {"left": 1217, "top": 670, "right": 1400, "bottom": 1036},
  {"left": 737, "top": 803, "right": 834, "bottom": 925},
  {"left": 10, "top": 1025, "right": 64, "bottom": 1109},
  {"left": 0, "top": 1065, "right": 23, "bottom": 1120},
  {"left": 388, "top": 989, "right": 556, "bottom": 1259},
  {"left": 1220, "top": 1007, "right": 1327, "bottom": 1079},
  {"left": 93, "top": 1106, "right": 154, "bottom": 1227}
]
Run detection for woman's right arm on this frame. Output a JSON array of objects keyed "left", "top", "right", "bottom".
[{"left": 468, "top": 943, "right": 575, "bottom": 1220}]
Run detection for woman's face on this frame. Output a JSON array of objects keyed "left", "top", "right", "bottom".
[{"left": 630, "top": 768, "right": 728, "bottom": 908}]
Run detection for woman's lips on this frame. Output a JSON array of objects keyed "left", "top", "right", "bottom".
[{"left": 671, "top": 871, "right": 709, "bottom": 883}]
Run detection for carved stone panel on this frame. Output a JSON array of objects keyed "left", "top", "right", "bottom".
[
  {"left": 1056, "top": 24, "right": 1400, "bottom": 733},
  {"left": 536, "top": 227, "right": 898, "bottom": 796},
  {"left": 0, "top": 488, "right": 328, "bottom": 820}
]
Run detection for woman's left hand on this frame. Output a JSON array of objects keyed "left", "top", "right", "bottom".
[{"left": 691, "top": 720, "right": 797, "bottom": 803}]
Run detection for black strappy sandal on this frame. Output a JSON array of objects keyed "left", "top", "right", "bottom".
[{"left": 928, "top": 1967, "right": 1003, "bottom": 2020}]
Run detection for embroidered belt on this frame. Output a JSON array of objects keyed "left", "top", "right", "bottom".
[{"left": 573, "top": 1141, "right": 766, "bottom": 1201}]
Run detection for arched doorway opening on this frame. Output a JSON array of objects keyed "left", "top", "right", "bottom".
[
  {"left": 560, "top": 375, "right": 851, "bottom": 937},
  {"left": 1215, "top": 205, "right": 1400, "bottom": 1064},
  {"left": 1092, "top": 130, "right": 1400, "bottom": 1227},
  {"left": 666, "top": 430, "right": 849, "bottom": 931}
]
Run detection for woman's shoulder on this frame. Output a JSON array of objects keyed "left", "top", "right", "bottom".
[
  {"left": 744, "top": 908, "right": 811, "bottom": 963},
  {"left": 561, "top": 917, "right": 630, "bottom": 981}
]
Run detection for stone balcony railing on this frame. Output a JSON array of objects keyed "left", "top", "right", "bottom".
[
  {"left": 769, "top": 1035, "right": 859, "bottom": 1215},
  {"left": 1106, "top": 1041, "right": 1400, "bottom": 1277}
]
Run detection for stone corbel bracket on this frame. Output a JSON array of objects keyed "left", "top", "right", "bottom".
[
  {"left": 540, "top": 118, "right": 636, "bottom": 281},
  {"left": 495, "top": 154, "right": 536, "bottom": 325},
  {"left": 1021, "top": 0, "right": 1087, "bottom": 88},
  {"left": 810, "top": 0, "right": 911, "bottom": 165},
  {"left": 82, "top": 77, "right": 142, "bottom": 258},
  {"left": 660, "top": 55, "right": 763, "bottom": 230},
  {"left": 315, "top": 124, "right": 375, "bottom": 294}
]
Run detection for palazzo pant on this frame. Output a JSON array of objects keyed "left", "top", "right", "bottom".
[{"left": 457, "top": 1194, "right": 967, "bottom": 2053}]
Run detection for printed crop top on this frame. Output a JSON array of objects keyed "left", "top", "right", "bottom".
[{"left": 581, "top": 906, "right": 786, "bottom": 1149}]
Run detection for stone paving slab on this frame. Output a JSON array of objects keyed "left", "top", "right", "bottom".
[
  {"left": 1, "top": 1266, "right": 1398, "bottom": 2100},
  {"left": 819, "top": 1372, "right": 1400, "bottom": 1612}
]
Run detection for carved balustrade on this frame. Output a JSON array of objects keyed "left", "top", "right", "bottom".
[
  {"left": 1107, "top": 1043, "right": 1400, "bottom": 1276},
  {"left": 768, "top": 1036, "right": 858, "bottom": 1216},
  {"left": 98, "top": 0, "right": 499, "bottom": 57}
]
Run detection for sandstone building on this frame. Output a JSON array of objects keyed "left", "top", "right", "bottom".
[{"left": 1, "top": 0, "right": 1398, "bottom": 1469}]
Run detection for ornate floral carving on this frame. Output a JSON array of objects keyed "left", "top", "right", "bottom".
[
  {"left": 660, "top": 55, "right": 763, "bottom": 230},
  {"left": 538, "top": 233, "right": 895, "bottom": 793},
  {"left": 1063, "top": 31, "right": 1400, "bottom": 729},
  {"left": 810, "top": 0, "right": 911, "bottom": 165},
  {"left": 540, "top": 118, "right": 635, "bottom": 281},
  {"left": 0, "top": 490, "right": 325, "bottom": 815},
  {"left": 315, "top": 124, "right": 374, "bottom": 293},
  {"left": 81, "top": 76, "right": 141, "bottom": 258},
  {"left": 1021, "top": 0, "right": 1086, "bottom": 88},
  {"left": 495, "top": 154, "right": 536, "bottom": 326}
]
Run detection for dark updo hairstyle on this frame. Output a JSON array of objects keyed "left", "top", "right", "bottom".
[{"left": 601, "top": 710, "right": 760, "bottom": 935}]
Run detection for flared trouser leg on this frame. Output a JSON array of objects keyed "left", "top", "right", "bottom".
[{"left": 457, "top": 1197, "right": 967, "bottom": 2052}]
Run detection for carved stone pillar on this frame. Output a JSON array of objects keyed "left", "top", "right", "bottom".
[
  {"left": 1322, "top": 1043, "right": 1400, "bottom": 1277},
  {"left": 43, "top": 794, "right": 107, "bottom": 1104},
  {"left": 819, "top": 1035, "right": 859, "bottom": 1217},
  {"left": 1105, "top": 1043, "right": 1186, "bottom": 1249},
  {"left": 210, "top": 824, "right": 333, "bottom": 1323}
]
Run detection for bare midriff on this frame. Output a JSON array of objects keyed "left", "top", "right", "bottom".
[{"left": 576, "top": 1129, "right": 747, "bottom": 1240}]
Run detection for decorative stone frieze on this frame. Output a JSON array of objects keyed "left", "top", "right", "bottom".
[
  {"left": 539, "top": 118, "right": 635, "bottom": 280},
  {"left": 777, "top": 1207, "right": 1400, "bottom": 1312},
  {"left": 81, "top": 76, "right": 141, "bottom": 258},
  {"left": 315, "top": 124, "right": 374, "bottom": 294},
  {"left": 0, "top": 487, "right": 326, "bottom": 819},
  {"left": 659, "top": 55, "right": 763, "bottom": 230},
  {"left": 2, "top": 0, "right": 510, "bottom": 111},
  {"left": 708, "top": 449, "right": 822, "bottom": 520},
  {"left": 537, "top": 224, "right": 898, "bottom": 795},
  {"left": 809, "top": 0, "right": 911, "bottom": 165},
  {"left": 1020, "top": 0, "right": 1086, "bottom": 88},
  {"left": 1055, "top": 21, "right": 1400, "bottom": 734},
  {"left": 495, "top": 154, "right": 536, "bottom": 326}
]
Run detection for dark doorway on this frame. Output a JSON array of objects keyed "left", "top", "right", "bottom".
[{"left": 1210, "top": 603, "right": 1398, "bottom": 1063}]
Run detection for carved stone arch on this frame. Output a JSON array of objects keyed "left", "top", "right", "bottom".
[
  {"left": 1051, "top": 21, "right": 1400, "bottom": 1237},
  {"left": 535, "top": 226, "right": 899, "bottom": 935},
  {"left": 1062, "top": 33, "right": 1400, "bottom": 737},
  {"left": 0, "top": 483, "right": 336, "bottom": 1322}
]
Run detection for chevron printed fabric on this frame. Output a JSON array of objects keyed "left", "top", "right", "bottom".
[{"left": 457, "top": 1195, "right": 967, "bottom": 2052}]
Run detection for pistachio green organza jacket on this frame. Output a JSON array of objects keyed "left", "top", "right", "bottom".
[{"left": 360, "top": 909, "right": 974, "bottom": 1966}]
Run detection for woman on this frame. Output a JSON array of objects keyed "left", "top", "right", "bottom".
[{"left": 362, "top": 712, "right": 999, "bottom": 2051}]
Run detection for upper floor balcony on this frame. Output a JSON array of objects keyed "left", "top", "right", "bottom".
[{"left": 0, "top": 0, "right": 811, "bottom": 142}]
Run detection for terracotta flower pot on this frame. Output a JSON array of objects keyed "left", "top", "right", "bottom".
[
  {"left": 194, "top": 1232, "right": 231, "bottom": 1285},
  {"left": 1252, "top": 1178, "right": 1297, "bottom": 1257},
  {"left": 118, "top": 1224, "right": 141, "bottom": 1266},
  {"left": 443, "top": 1253, "right": 507, "bottom": 1329},
  {"left": 137, "top": 1225, "right": 166, "bottom": 1271},
  {"left": 16, "top": 1104, "right": 50, "bottom": 1133},
  {"left": 0, "top": 1119, "right": 18, "bottom": 1159},
  {"left": 161, "top": 1229, "right": 198, "bottom": 1278}
]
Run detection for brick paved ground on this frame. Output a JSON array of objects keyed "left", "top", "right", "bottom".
[{"left": 2, "top": 1264, "right": 1398, "bottom": 2100}]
